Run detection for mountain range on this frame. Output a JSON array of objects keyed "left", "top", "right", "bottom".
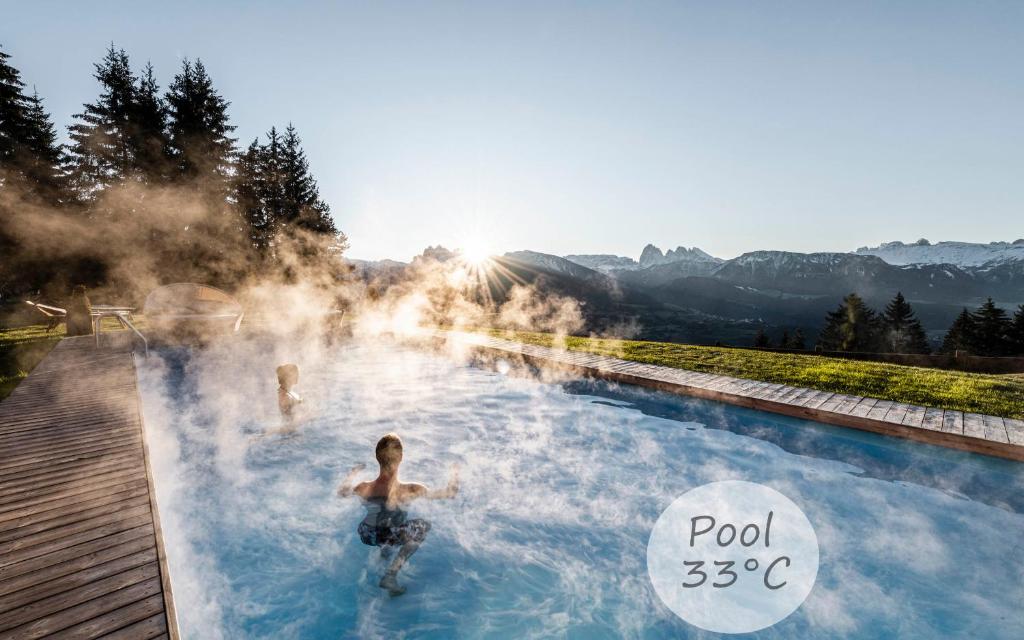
[
  {"left": 855, "top": 239, "right": 1024, "bottom": 267},
  {"left": 354, "top": 239, "right": 1024, "bottom": 346}
]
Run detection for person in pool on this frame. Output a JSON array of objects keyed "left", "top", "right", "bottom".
[
  {"left": 254, "top": 364, "right": 304, "bottom": 441},
  {"left": 276, "top": 364, "right": 302, "bottom": 418},
  {"left": 337, "top": 433, "right": 459, "bottom": 596}
]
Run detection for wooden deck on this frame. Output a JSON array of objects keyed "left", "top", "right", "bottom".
[
  {"left": 0, "top": 337, "right": 177, "bottom": 639},
  {"left": 445, "top": 331, "right": 1024, "bottom": 462}
]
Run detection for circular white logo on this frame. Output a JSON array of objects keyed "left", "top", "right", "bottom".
[{"left": 647, "top": 481, "right": 819, "bottom": 634}]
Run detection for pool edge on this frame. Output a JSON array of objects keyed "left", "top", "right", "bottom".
[
  {"left": 448, "top": 332, "right": 1024, "bottom": 463},
  {"left": 131, "top": 351, "right": 182, "bottom": 640}
]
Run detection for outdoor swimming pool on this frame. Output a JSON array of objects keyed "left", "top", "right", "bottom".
[{"left": 137, "top": 339, "right": 1024, "bottom": 639}]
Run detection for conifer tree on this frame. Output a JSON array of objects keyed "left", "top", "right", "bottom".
[
  {"left": 22, "top": 91, "right": 65, "bottom": 195},
  {"left": 261, "top": 126, "right": 285, "bottom": 222},
  {"left": 129, "top": 62, "right": 169, "bottom": 181},
  {"left": 0, "top": 45, "right": 29, "bottom": 293},
  {"left": 0, "top": 49, "right": 65, "bottom": 202},
  {"left": 164, "top": 58, "right": 245, "bottom": 279},
  {"left": 791, "top": 328, "right": 806, "bottom": 350},
  {"left": 778, "top": 330, "right": 790, "bottom": 349},
  {"left": 280, "top": 124, "right": 335, "bottom": 235},
  {"left": 0, "top": 47, "right": 69, "bottom": 296},
  {"left": 0, "top": 46, "right": 29, "bottom": 172},
  {"left": 971, "top": 298, "right": 1011, "bottom": 356},
  {"left": 67, "top": 44, "right": 137, "bottom": 200},
  {"left": 165, "top": 59, "right": 236, "bottom": 194},
  {"left": 1010, "top": 305, "right": 1024, "bottom": 356},
  {"left": 817, "top": 293, "right": 881, "bottom": 352},
  {"left": 816, "top": 308, "right": 842, "bottom": 351},
  {"left": 236, "top": 138, "right": 272, "bottom": 253},
  {"left": 941, "top": 308, "right": 976, "bottom": 354},
  {"left": 881, "top": 292, "right": 930, "bottom": 354},
  {"left": 753, "top": 327, "right": 771, "bottom": 348},
  {"left": 234, "top": 124, "right": 345, "bottom": 263}
]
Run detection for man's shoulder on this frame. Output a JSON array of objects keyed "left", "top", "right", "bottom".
[
  {"left": 401, "top": 482, "right": 429, "bottom": 497},
  {"left": 353, "top": 482, "right": 375, "bottom": 498}
]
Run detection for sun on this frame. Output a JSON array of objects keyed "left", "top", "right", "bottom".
[{"left": 458, "top": 240, "right": 494, "bottom": 267}]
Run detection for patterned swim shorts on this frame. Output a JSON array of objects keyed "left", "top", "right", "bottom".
[{"left": 358, "top": 518, "right": 431, "bottom": 547}]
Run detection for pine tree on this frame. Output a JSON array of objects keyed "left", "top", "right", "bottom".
[
  {"left": 778, "top": 330, "right": 790, "bottom": 349},
  {"left": 753, "top": 327, "right": 771, "bottom": 348},
  {"left": 261, "top": 126, "right": 285, "bottom": 224},
  {"left": 238, "top": 126, "right": 284, "bottom": 252},
  {"left": 0, "top": 46, "right": 29, "bottom": 172},
  {"left": 234, "top": 136, "right": 278, "bottom": 252},
  {"left": 941, "top": 308, "right": 976, "bottom": 354},
  {"left": 816, "top": 307, "right": 843, "bottom": 351},
  {"left": 1, "top": 47, "right": 69, "bottom": 297},
  {"left": 280, "top": 124, "right": 335, "bottom": 234},
  {"left": 67, "top": 44, "right": 137, "bottom": 200},
  {"left": 234, "top": 124, "right": 345, "bottom": 263},
  {"left": 22, "top": 91, "right": 66, "bottom": 200},
  {"left": 971, "top": 298, "right": 1011, "bottom": 356},
  {"left": 1010, "top": 305, "right": 1024, "bottom": 356},
  {"left": 163, "top": 58, "right": 244, "bottom": 280},
  {"left": 791, "top": 328, "right": 806, "bottom": 350},
  {"left": 236, "top": 138, "right": 271, "bottom": 252},
  {"left": 0, "top": 46, "right": 29, "bottom": 295},
  {"left": 816, "top": 293, "right": 881, "bottom": 352},
  {"left": 0, "top": 49, "right": 65, "bottom": 202},
  {"left": 129, "top": 62, "right": 169, "bottom": 181},
  {"left": 881, "top": 292, "right": 930, "bottom": 354},
  {"left": 165, "top": 59, "right": 236, "bottom": 194}
]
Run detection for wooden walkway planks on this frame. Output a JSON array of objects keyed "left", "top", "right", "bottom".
[
  {"left": 446, "top": 331, "right": 1024, "bottom": 462},
  {"left": 0, "top": 337, "right": 176, "bottom": 639}
]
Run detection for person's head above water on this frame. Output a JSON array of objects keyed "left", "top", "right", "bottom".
[
  {"left": 276, "top": 364, "right": 299, "bottom": 390},
  {"left": 375, "top": 433, "right": 403, "bottom": 472}
]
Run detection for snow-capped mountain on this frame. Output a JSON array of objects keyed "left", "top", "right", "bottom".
[
  {"left": 562, "top": 254, "right": 638, "bottom": 273},
  {"left": 856, "top": 239, "right": 1024, "bottom": 267},
  {"left": 638, "top": 244, "right": 722, "bottom": 268},
  {"left": 502, "top": 250, "right": 613, "bottom": 286},
  {"left": 564, "top": 244, "right": 722, "bottom": 274},
  {"left": 717, "top": 251, "right": 880, "bottom": 281},
  {"left": 712, "top": 251, "right": 983, "bottom": 301}
]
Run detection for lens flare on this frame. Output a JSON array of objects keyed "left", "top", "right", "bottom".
[{"left": 458, "top": 241, "right": 493, "bottom": 267}]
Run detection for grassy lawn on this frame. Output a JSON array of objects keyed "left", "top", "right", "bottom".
[
  {"left": 0, "top": 324, "right": 64, "bottom": 401},
  {"left": 482, "top": 329, "right": 1024, "bottom": 419}
]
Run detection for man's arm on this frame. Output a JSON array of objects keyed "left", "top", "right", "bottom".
[
  {"left": 336, "top": 463, "right": 367, "bottom": 497},
  {"left": 413, "top": 464, "right": 460, "bottom": 500}
]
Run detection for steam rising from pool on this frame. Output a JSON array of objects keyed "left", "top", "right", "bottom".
[{"left": 137, "top": 339, "right": 1024, "bottom": 639}]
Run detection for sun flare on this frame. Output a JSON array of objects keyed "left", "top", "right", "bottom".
[{"left": 458, "top": 241, "right": 494, "bottom": 267}]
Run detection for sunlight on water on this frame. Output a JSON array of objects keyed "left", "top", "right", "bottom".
[{"left": 137, "top": 341, "right": 1024, "bottom": 639}]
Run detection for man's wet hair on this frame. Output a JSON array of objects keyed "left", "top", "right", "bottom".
[{"left": 375, "top": 433, "right": 403, "bottom": 469}]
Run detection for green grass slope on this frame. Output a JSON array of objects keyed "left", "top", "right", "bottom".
[
  {"left": 484, "top": 330, "right": 1024, "bottom": 419},
  {"left": 0, "top": 324, "right": 63, "bottom": 400}
]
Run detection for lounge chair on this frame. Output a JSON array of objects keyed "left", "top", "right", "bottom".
[
  {"left": 26, "top": 300, "right": 148, "bottom": 355},
  {"left": 24, "top": 301, "right": 66, "bottom": 332}
]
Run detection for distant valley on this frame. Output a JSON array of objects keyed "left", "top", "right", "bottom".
[{"left": 353, "top": 239, "right": 1024, "bottom": 346}]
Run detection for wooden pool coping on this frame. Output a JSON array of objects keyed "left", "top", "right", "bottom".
[
  {"left": 442, "top": 331, "right": 1024, "bottom": 462},
  {"left": 0, "top": 335, "right": 179, "bottom": 639}
]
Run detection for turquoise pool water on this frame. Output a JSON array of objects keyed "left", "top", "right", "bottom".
[{"left": 138, "top": 341, "right": 1024, "bottom": 639}]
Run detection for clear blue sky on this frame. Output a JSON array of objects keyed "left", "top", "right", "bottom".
[{"left": 4, "top": 1, "right": 1022, "bottom": 261}]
